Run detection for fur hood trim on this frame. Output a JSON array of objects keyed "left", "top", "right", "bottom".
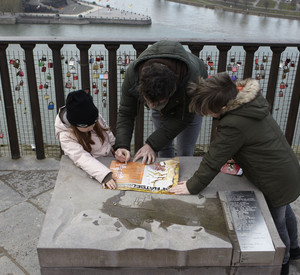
[{"left": 224, "top": 79, "right": 261, "bottom": 113}]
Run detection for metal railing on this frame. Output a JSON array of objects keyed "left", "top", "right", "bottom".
[{"left": 0, "top": 38, "right": 299, "bottom": 159}]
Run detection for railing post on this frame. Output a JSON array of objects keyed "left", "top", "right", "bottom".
[
  {"left": 133, "top": 43, "right": 148, "bottom": 153},
  {"left": 0, "top": 44, "right": 20, "bottom": 159},
  {"left": 243, "top": 46, "right": 259, "bottom": 79},
  {"left": 21, "top": 44, "right": 45, "bottom": 160},
  {"left": 105, "top": 44, "right": 119, "bottom": 135},
  {"left": 285, "top": 46, "right": 300, "bottom": 145},
  {"left": 48, "top": 44, "right": 65, "bottom": 109},
  {"left": 76, "top": 44, "right": 91, "bottom": 91},
  {"left": 266, "top": 46, "right": 286, "bottom": 113},
  {"left": 188, "top": 44, "right": 204, "bottom": 57},
  {"left": 217, "top": 45, "right": 231, "bottom": 73}
]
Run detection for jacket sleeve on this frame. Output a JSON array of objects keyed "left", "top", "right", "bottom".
[
  {"left": 186, "top": 124, "right": 245, "bottom": 194},
  {"left": 114, "top": 66, "right": 138, "bottom": 151},
  {"left": 58, "top": 131, "right": 112, "bottom": 184}
]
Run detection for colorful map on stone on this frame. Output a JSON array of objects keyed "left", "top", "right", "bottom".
[{"left": 109, "top": 158, "right": 179, "bottom": 194}]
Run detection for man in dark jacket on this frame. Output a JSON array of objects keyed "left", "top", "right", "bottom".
[
  {"left": 114, "top": 40, "right": 208, "bottom": 164},
  {"left": 169, "top": 72, "right": 300, "bottom": 275}
]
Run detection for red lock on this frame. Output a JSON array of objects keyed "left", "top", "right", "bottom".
[
  {"left": 96, "top": 55, "right": 100, "bottom": 62},
  {"left": 9, "top": 59, "right": 15, "bottom": 64},
  {"left": 73, "top": 74, "right": 78, "bottom": 80},
  {"left": 280, "top": 82, "right": 285, "bottom": 89},
  {"left": 41, "top": 66, "right": 46, "bottom": 72},
  {"left": 92, "top": 82, "right": 97, "bottom": 88},
  {"left": 39, "top": 84, "right": 43, "bottom": 89},
  {"left": 17, "top": 69, "right": 24, "bottom": 77},
  {"left": 94, "top": 89, "right": 99, "bottom": 94},
  {"left": 48, "top": 61, "right": 53, "bottom": 68},
  {"left": 0, "top": 133, "right": 3, "bottom": 138},
  {"left": 279, "top": 91, "right": 283, "bottom": 97}
]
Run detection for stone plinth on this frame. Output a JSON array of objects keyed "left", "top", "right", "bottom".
[{"left": 37, "top": 156, "right": 285, "bottom": 274}]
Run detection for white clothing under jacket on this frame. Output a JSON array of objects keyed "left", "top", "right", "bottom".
[{"left": 55, "top": 107, "right": 115, "bottom": 183}]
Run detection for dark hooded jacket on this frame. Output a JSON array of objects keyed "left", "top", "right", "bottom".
[
  {"left": 186, "top": 78, "right": 300, "bottom": 208},
  {"left": 114, "top": 40, "right": 207, "bottom": 152}
]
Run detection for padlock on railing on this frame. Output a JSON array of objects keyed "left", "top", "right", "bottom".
[
  {"left": 46, "top": 73, "right": 52, "bottom": 80},
  {"left": 44, "top": 93, "right": 50, "bottom": 100},
  {"left": 13, "top": 59, "right": 20, "bottom": 69},
  {"left": 48, "top": 59, "right": 53, "bottom": 68},
  {"left": 48, "top": 101, "right": 55, "bottom": 110},
  {"left": 65, "top": 80, "right": 72, "bottom": 89},
  {"left": 69, "top": 57, "right": 75, "bottom": 66},
  {"left": 44, "top": 82, "right": 49, "bottom": 89},
  {"left": 41, "top": 54, "right": 47, "bottom": 62},
  {"left": 17, "top": 68, "right": 24, "bottom": 77}
]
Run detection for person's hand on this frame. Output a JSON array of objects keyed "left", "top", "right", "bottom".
[
  {"left": 102, "top": 179, "right": 117, "bottom": 190},
  {"left": 133, "top": 144, "right": 155, "bottom": 164},
  {"left": 115, "top": 148, "right": 130, "bottom": 163},
  {"left": 168, "top": 181, "right": 190, "bottom": 195}
]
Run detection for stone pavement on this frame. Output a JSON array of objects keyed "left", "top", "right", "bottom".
[{"left": 1, "top": 156, "right": 300, "bottom": 274}]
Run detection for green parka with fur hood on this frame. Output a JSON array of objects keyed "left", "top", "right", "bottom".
[
  {"left": 114, "top": 40, "right": 207, "bottom": 152},
  {"left": 186, "top": 78, "right": 300, "bottom": 208}
]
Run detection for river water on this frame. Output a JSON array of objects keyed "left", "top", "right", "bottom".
[{"left": 0, "top": 0, "right": 300, "bottom": 41}]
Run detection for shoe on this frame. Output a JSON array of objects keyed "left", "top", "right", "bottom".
[
  {"left": 281, "top": 260, "right": 289, "bottom": 275},
  {"left": 290, "top": 246, "right": 300, "bottom": 260}
]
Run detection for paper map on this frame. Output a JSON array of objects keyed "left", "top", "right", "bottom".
[{"left": 109, "top": 158, "right": 179, "bottom": 194}]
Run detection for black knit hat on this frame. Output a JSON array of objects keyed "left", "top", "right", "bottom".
[{"left": 66, "top": 90, "right": 98, "bottom": 127}]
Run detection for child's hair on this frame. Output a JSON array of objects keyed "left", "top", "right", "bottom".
[
  {"left": 188, "top": 72, "right": 238, "bottom": 116},
  {"left": 71, "top": 121, "right": 109, "bottom": 153}
]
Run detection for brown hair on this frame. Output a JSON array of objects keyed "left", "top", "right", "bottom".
[
  {"left": 136, "top": 63, "right": 177, "bottom": 102},
  {"left": 71, "top": 121, "right": 109, "bottom": 153},
  {"left": 188, "top": 72, "right": 238, "bottom": 116}
]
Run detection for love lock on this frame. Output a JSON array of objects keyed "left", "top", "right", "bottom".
[
  {"left": 48, "top": 101, "right": 54, "bottom": 110},
  {"left": 102, "top": 99, "right": 106, "bottom": 108},
  {"left": 13, "top": 59, "right": 20, "bottom": 69}
]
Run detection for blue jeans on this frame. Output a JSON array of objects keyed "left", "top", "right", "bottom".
[
  {"left": 269, "top": 204, "right": 299, "bottom": 264},
  {"left": 151, "top": 110, "right": 202, "bottom": 157}
]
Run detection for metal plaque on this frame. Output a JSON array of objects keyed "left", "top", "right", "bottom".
[{"left": 226, "top": 191, "right": 274, "bottom": 253}]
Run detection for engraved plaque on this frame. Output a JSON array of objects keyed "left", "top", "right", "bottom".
[{"left": 226, "top": 191, "right": 275, "bottom": 263}]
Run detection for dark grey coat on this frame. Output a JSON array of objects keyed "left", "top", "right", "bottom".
[
  {"left": 114, "top": 40, "right": 207, "bottom": 152},
  {"left": 187, "top": 79, "right": 300, "bottom": 208}
]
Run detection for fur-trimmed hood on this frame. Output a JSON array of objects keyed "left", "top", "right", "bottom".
[{"left": 223, "top": 78, "right": 269, "bottom": 120}]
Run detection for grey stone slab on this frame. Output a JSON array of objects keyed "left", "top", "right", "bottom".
[
  {"left": 40, "top": 266, "right": 281, "bottom": 275},
  {"left": 0, "top": 255, "right": 25, "bottom": 275},
  {"left": 37, "top": 156, "right": 284, "bottom": 274},
  {"left": 29, "top": 189, "right": 54, "bottom": 213},
  {"left": 0, "top": 202, "right": 45, "bottom": 275},
  {"left": 0, "top": 156, "right": 60, "bottom": 171},
  {"left": 0, "top": 179, "right": 23, "bottom": 211},
  {"left": 0, "top": 170, "right": 57, "bottom": 198},
  {"left": 38, "top": 156, "right": 232, "bottom": 268}
]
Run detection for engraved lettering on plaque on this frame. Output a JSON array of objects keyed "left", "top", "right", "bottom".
[{"left": 226, "top": 191, "right": 274, "bottom": 252}]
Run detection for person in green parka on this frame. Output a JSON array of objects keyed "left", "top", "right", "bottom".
[
  {"left": 114, "top": 40, "right": 207, "bottom": 164},
  {"left": 169, "top": 72, "right": 300, "bottom": 275}
]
